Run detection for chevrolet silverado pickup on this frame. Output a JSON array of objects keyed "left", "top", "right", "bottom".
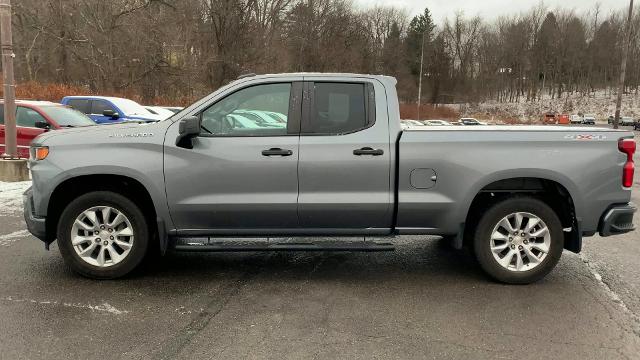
[{"left": 23, "top": 73, "right": 636, "bottom": 284}]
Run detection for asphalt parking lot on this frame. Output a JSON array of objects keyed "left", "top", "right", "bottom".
[{"left": 0, "top": 125, "right": 638, "bottom": 359}]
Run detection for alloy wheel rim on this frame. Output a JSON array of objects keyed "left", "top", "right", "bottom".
[
  {"left": 489, "top": 212, "right": 551, "bottom": 272},
  {"left": 70, "top": 206, "right": 134, "bottom": 267}
]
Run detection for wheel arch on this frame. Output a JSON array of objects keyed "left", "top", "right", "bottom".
[
  {"left": 458, "top": 171, "right": 582, "bottom": 253},
  {"left": 46, "top": 171, "right": 169, "bottom": 254}
]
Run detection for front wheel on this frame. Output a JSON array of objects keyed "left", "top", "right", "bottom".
[
  {"left": 473, "top": 197, "right": 564, "bottom": 284},
  {"left": 57, "top": 191, "right": 149, "bottom": 279}
]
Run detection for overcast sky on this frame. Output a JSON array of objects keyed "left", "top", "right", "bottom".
[{"left": 352, "top": 0, "right": 626, "bottom": 24}]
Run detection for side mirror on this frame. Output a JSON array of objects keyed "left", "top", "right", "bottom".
[
  {"left": 35, "top": 121, "right": 51, "bottom": 131},
  {"left": 102, "top": 109, "right": 119, "bottom": 119},
  {"left": 176, "top": 116, "right": 201, "bottom": 149}
]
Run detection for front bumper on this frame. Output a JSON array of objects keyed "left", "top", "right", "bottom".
[
  {"left": 23, "top": 187, "right": 47, "bottom": 242},
  {"left": 599, "top": 203, "right": 636, "bottom": 236}
]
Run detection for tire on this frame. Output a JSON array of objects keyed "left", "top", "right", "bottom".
[
  {"left": 57, "top": 191, "right": 149, "bottom": 279},
  {"left": 473, "top": 197, "right": 563, "bottom": 284}
]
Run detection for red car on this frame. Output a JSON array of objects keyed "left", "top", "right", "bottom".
[{"left": 0, "top": 100, "right": 95, "bottom": 158}]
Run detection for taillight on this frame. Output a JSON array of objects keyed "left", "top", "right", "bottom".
[{"left": 618, "top": 139, "right": 636, "bottom": 188}]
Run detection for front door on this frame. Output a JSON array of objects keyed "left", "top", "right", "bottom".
[
  {"left": 165, "top": 81, "right": 302, "bottom": 232},
  {"left": 297, "top": 80, "right": 392, "bottom": 230}
]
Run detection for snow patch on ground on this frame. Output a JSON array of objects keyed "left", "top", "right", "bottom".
[
  {"left": 0, "top": 296, "right": 128, "bottom": 315},
  {"left": 0, "top": 181, "right": 31, "bottom": 215},
  {"left": 0, "top": 229, "right": 31, "bottom": 247}
]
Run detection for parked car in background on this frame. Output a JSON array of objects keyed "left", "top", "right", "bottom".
[
  {"left": 144, "top": 106, "right": 176, "bottom": 120},
  {"left": 569, "top": 115, "right": 582, "bottom": 124},
  {"left": 582, "top": 115, "right": 596, "bottom": 125},
  {"left": 61, "top": 96, "right": 165, "bottom": 124},
  {"left": 261, "top": 111, "right": 288, "bottom": 124},
  {"left": 607, "top": 116, "right": 635, "bottom": 126},
  {"left": 458, "top": 118, "right": 487, "bottom": 125},
  {"left": 0, "top": 100, "right": 95, "bottom": 158},
  {"left": 401, "top": 120, "right": 425, "bottom": 127},
  {"left": 162, "top": 106, "right": 184, "bottom": 114},
  {"left": 423, "top": 120, "right": 452, "bottom": 126},
  {"left": 620, "top": 117, "right": 635, "bottom": 126},
  {"left": 634, "top": 120, "right": 640, "bottom": 131},
  {"left": 234, "top": 109, "right": 287, "bottom": 128}
]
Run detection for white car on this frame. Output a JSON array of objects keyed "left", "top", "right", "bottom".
[
  {"left": 162, "top": 106, "right": 184, "bottom": 114},
  {"left": 569, "top": 115, "right": 582, "bottom": 124},
  {"left": 424, "top": 120, "right": 452, "bottom": 126},
  {"left": 226, "top": 114, "right": 262, "bottom": 128},
  {"left": 582, "top": 115, "right": 596, "bottom": 125},
  {"left": 401, "top": 120, "right": 426, "bottom": 127},
  {"left": 620, "top": 117, "right": 635, "bottom": 126},
  {"left": 234, "top": 109, "right": 286, "bottom": 128},
  {"left": 144, "top": 106, "right": 177, "bottom": 120},
  {"left": 459, "top": 118, "right": 487, "bottom": 125}
]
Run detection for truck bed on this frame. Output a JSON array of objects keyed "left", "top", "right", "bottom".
[{"left": 396, "top": 126, "right": 634, "bottom": 236}]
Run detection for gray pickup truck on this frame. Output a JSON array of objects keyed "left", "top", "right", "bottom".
[{"left": 23, "top": 73, "right": 636, "bottom": 284}]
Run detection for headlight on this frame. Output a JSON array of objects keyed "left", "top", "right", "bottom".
[{"left": 30, "top": 146, "right": 49, "bottom": 161}]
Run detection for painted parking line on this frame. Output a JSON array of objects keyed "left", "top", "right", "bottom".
[{"left": 0, "top": 296, "right": 129, "bottom": 315}]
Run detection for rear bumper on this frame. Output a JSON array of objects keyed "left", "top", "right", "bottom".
[
  {"left": 599, "top": 203, "right": 636, "bottom": 237},
  {"left": 23, "top": 187, "right": 47, "bottom": 242}
]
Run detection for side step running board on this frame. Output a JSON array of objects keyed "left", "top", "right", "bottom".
[{"left": 173, "top": 238, "right": 395, "bottom": 252}]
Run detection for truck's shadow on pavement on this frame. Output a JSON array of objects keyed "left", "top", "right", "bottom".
[{"left": 132, "top": 237, "right": 489, "bottom": 284}]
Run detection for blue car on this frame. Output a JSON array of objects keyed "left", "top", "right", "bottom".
[{"left": 61, "top": 96, "right": 165, "bottom": 124}]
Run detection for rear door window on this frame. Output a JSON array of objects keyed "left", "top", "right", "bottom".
[
  {"left": 66, "top": 99, "right": 91, "bottom": 114},
  {"left": 0, "top": 104, "right": 4, "bottom": 124},
  {"left": 303, "top": 82, "right": 374, "bottom": 135}
]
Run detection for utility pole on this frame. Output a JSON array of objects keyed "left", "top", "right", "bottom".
[
  {"left": 614, "top": 0, "right": 634, "bottom": 130},
  {"left": 0, "top": 0, "right": 16, "bottom": 158},
  {"left": 417, "top": 31, "right": 425, "bottom": 120}
]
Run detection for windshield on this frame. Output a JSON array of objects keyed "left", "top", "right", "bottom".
[
  {"left": 112, "top": 98, "right": 154, "bottom": 116},
  {"left": 39, "top": 106, "right": 96, "bottom": 127}
]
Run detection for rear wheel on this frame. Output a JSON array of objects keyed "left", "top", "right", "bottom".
[
  {"left": 473, "top": 197, "right": 563, "bottom": 284},
  {"left": 57, "top": 191, "right": 149, "bottom": 279}
]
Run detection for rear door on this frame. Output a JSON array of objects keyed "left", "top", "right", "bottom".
[
  {"left": 164, "top": 79, "right": 303, "bottom": 232},
  {"left": 297, "top": 78, "right": 392, "bottom": 230}
]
